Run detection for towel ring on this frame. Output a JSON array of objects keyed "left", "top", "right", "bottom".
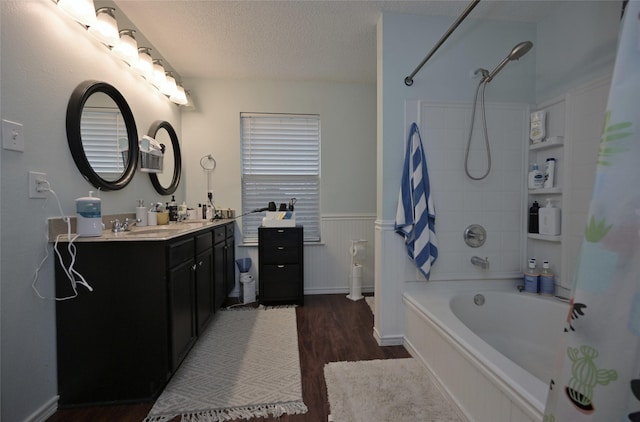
[{"left": 200, "top": 154, "right": 216, "bottom": 171}]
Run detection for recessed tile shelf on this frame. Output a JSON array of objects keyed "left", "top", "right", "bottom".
[
  {"left": 528, "top": 187, "right": 562, "bottom": 195},
  {"left": 529, "top": 136, "right": 564, "bottom": 151},
  {"left": 527, "top": 233, "right": 562, "bottom": 242}
]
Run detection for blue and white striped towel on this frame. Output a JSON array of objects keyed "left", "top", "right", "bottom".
[{"left": 395, "top": 122, "right": 438, "bottom": 279}]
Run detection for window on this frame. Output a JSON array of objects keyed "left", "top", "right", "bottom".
[
  {"left": 80, "top": 107, "right": 129, "bottom": 176},
  {"left": 241, "top": 113, "right": 321, "bottom": 243}
]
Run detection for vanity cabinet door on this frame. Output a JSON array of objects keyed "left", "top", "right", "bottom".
[
  {"left": 168, "top": 237, "right": 197, "bottom": 372},
  {"left": 195, "top": 247, "right": 214, "bottom": 335},
  {"left": 213, "top": 239, "right": 226, "bottom": 311}
]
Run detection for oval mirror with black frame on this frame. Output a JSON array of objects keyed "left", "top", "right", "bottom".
[
  {"left": 148, "top": 120, "right": 181, "bottom": 195},
  {"left": 66, "top": 80, "right": 138, "bottom": 191}
]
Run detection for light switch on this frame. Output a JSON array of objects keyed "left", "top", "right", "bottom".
[{"left": 2, "top": 119, "right": 25, "bottom": 152}]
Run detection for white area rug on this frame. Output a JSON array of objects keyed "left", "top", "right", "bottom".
[
  {"left": 145, "top": 308, "right": 307, "bottom": 421},
  {"left": 324, "top": 358, "right": 463, "bottom": 422}
]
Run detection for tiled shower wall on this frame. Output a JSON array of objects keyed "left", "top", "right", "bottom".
[{"left": 417, "top": 101, "right": 528, "bottom": 280}]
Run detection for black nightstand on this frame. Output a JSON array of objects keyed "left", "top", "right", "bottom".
[{"left": 258, "top": 226, "right": 304, "bottom": 306}]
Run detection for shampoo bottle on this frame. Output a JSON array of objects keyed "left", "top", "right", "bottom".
[
  {"left": 524, "top": 259, "right": 539, "bottom": 293},
  {"left": 540, "top": 261, "right": 555, "bottom": 295},
  {"left": 539, "top": 198, "right": 561, "bottom": 235},
  {"left": 544, "top": 158, "right": 556, "bottom": 188}
]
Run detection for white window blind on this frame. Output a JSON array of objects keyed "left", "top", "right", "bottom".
[
  {"left": 80, "top": 107, "right": 128, "bottom": 175},
  {"left": 241, "top": 113, "right": 321, "bottom": 243}
]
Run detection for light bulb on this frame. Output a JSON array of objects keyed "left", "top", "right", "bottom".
[
  {"left": 170, "top": 84, "right": 188, "bottom": 105},
  {"left": 88, "top": 7, "right": 119, "bottom": 46},
  {"left": 113, "top": 29, "right": 138, "bottom": 65},
  {"left": 132, "top": 47, "right": 153, "bottom": 79},
  {"left": 160, "top": 72, "right": 177, "bottom": 96},
  {"left": 151, "top": 59, "right": 166, "bottom": 88},
  {"left": 57, "top": 0, "right": 97, "bottom": 26}
]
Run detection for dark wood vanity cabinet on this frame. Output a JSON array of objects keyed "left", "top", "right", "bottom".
[
  {"left": 54, "top": 221, "right": 234, "bottom": 407},
  {"left": 213, "top": 224, "right": 235, "bottom": 311},
  {"left": 258, "top": 226, "right": 304, "bottom": 306}
]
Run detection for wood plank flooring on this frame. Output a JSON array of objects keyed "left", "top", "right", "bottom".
[{"left": 47, "top": 294, "right": 410, "bottom": 422}]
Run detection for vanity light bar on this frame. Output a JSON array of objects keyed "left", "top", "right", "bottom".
[{"left": 54, "top": 0, "right": 189, "bottom": 106}]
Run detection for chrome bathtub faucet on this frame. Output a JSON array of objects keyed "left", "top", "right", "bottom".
[{"left": 471, "top": 256, "right": 490, "bottom": 269}]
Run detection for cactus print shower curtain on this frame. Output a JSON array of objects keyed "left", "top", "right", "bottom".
[{"left": 543, "top": 3, "right": 640, "bottom": 421}]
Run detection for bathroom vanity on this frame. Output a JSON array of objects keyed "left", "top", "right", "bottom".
[{"left": 54, "top": 220, "right": 235, "bottom": 407}]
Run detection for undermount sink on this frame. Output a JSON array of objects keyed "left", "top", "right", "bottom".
[{"left": 119, "top": 228, "right": 184, "bottom": 237}]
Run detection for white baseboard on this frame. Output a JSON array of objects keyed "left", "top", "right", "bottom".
[
  {"left": 372, "top": 326, "right": 403, "bottom": 346},
  {"left": 25, "top": 395, "right": 58, "bottom": 422}
]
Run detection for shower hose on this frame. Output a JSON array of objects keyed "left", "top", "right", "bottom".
[{"left": 464, "top": 76, "right": 492, "bottom": 181}]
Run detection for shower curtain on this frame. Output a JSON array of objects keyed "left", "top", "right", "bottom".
[{"left": 543, "top": 3, "right": 640, "bottom": 421}]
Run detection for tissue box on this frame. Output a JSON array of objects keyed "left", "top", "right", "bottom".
[{"left": 262, "top": 211, "right": 296, "bottom": 227}]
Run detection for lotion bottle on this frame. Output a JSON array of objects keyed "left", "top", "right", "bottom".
[
  {"left": 539, "top": 198, "right": 561, "bottom": 235},
  {"left": 528, "top": 163, "right": 543, "bottom": 189}
]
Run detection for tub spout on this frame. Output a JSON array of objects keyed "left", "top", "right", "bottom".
[{"left": 471, "top": 256, "right": 490, "bottom": 269}]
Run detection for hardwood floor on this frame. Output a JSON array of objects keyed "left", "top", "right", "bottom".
[{"left": 47, "top": 294, "right": 410, "bottom": 422}]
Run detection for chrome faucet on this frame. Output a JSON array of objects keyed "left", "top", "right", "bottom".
[
  {"left": 111, "top": 218, "right": 135, "bottom": 232},
  {"left": 471, "top": 256, "right": 490, "bottom": 269}
]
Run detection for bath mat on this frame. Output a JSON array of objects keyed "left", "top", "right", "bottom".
[
  {"left": 145, "top": 307, "right": 307, "bottom": 421},
  {"left": 324, "top": 358, "right": 463, "bottom": 422}
]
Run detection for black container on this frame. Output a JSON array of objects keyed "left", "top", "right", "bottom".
[{"left": 528, "top": 201, "right": 540, "bottom": 233}]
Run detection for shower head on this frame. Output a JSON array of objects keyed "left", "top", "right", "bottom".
[{"left": 484, "top": 41, "right": 533, "bottom": 83}]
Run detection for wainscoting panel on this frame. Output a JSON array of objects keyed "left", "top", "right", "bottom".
[{"left": 303, "top": 215, "right": 376, "bottom": 294}]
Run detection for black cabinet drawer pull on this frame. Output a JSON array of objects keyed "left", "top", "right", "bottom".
[
  {"left": 277, "top": 265, "right": 285, "bottom": 268},
  {"left": 277, "top": 246, "right": 285, "bottom": 250},
  {"left": 277, "top": 229, "right": 285, "bottom": 233}
]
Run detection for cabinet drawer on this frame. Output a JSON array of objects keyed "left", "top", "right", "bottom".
[
  {"left": 260, "top": 264, "right": 300, "bottom": 298},
  {"left": 213, "top": 226, "right": 226, "bottom": 245},
  {"left": 195, "top": 232, "right": 213, "bottom": 254},
  {"left": 169, "top": 238, "right": 195, "bottom": 267},
  {"left": 259, "top": 228, "right": 299, "bottom": 246},
  {"left": 261, "top": 244, "right": 299, "bottom": 263}
]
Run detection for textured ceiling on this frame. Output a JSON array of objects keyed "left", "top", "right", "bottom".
[{"left": 114, "top": 0, "right": 559, "bottom": 84}]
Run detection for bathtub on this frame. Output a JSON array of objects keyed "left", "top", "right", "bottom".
[{"left": 403, "top": 280, "right": 568, "bottom": 422}]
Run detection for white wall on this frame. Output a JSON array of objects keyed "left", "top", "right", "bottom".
[
  {"left": 181, "top": 79, "right": 377, "bottom": 294},
  {"left": 0, "top": 2, "right": 181, "bottom": 421},
  {"left": 535, "top": 1, "right": 620, "bottom": 103},
  {"left": 181, "top": 79, "right": 376, "bottom": 216}
]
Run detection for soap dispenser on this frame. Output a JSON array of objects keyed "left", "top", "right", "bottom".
[
  {"left": 538, "top": 198, "right": 561, "bottom": 235},
  {"left": 136, "top": 199, "right": 148, "bottom": 227},
  {"left": 528, "top": 163, "right": 544, "bottom": 189}
]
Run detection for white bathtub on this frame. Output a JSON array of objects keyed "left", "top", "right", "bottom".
[{"left": 403, "top": 281, "right": 568, "bottom": 422}]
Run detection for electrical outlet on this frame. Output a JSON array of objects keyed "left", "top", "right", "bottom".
[
  {"left": 29, "top": 171, "right": 47, "bottom": 199},
  {"left": 2, "top": 119, "right": 25, "bottom": 152}
]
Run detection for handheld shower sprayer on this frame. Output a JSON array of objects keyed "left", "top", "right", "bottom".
[
  {"left": 465, "top": 41, "right": 533, "bottom": 180},
  {"left": 484, "top": 41, "right": 533, "bottom": 83}
]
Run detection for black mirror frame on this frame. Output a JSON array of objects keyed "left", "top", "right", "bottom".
[
  {"left": 147, "top": 120, "right": 181, "bottom": 195},
  {"left": 66, "top": 80, "right": 138, "bottom": 191}
]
